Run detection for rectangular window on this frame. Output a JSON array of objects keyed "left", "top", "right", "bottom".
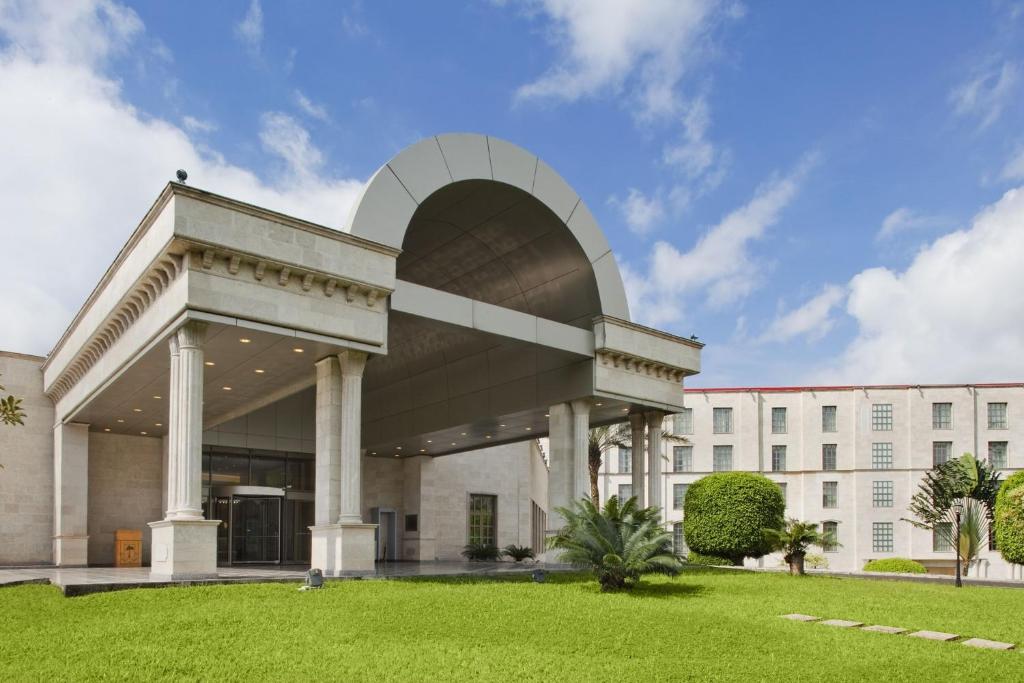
[
  {"left": 822, "top": 521, "right": 839, "bottom": 552},
  {"left": 673, "top": 445, "right": 693, "bottom": 473},
  {"left": 822, "top": 481, "right": 838, "bottom": 509},
  {"left": 713, "top": 445, "right": 733, "bottom": 472},
  {"left": 673, "top": 522, "right": 687, "bottom": 555},
  {"left": 673, "top": 408, "right": 693, "bottom": 435},
  {"left": 468, "top": 494, "right": 497, "bottom": 547},
  {"left": 771, "top": 445, "right": 787, "bottom": 472},
  {"left": 872, "top": 403, "right": 893, "bottom": 431},
  {"left": 771, "top": 407, "right": 787, "bottom": 434},
  {"left": 822, "top": 405, "right": 837, "bottom": 433},
  {"left": 872, "top": 481, "right": 894, "bottom": 508},
  {"left": 618, "top": 446, "right": 632, "bottom": 473},
  {"left": 872, "top": 522, "right": 894, "bottom": 552},
  {"left": 932, "top": 441, "right": 952, "bottom": 467},
  {"left": 822, "top": 444, "right": 838, "bottom": 471},
  {"left": 989, "top": 441, "right": 1008, "bottom": 469},
  {"left": 617, "top": 484, "right": 633, "bottom": 501},
  {"left": 871, "top": 442, "right": 893, "bottom": 470},
  {"left": 673, "top": 483, "right": 688, "bottom": 510},
  {"left": 932, "top": 402, "right": 952, "bottom": 430},
  {"left": 988, "top": 402, "right": 1008, "bottom": 430},
  {"left": 713, "top": 407, "right": 733, "bottom": 434},
  {"left": 933, "top": 522, "right": 953, "bottom": 552}
]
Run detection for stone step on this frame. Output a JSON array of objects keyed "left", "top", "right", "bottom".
[
  {"left": 962, "top": 638, "right": 1015, "bottom": 651},
  {"left": 819, "top": 619, "right": 863, "bottom": 628},
  {"left": 781, "top": 613, "right": 819, "bottom": 622},
  {"left": 862, "top": 625, "right": 906, "bottom": 635},
  {"left": 908, "top": 630, "right": 959, "bottom": 642}
]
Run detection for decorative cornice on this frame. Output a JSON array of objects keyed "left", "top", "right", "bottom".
[{"left": 596, "top": 350, "right": 687, "bottom": 384}]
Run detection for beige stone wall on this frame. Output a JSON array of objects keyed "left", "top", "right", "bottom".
[
  {"left": 0, "top": 352, "right": 54, "bottom": 565},
  {"left": 87, "top": 433, "right": 163, "bottom": 565}
]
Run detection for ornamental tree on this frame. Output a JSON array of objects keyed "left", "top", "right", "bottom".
[
  {"left": 683, "top": 472, "right": 785, "bottom": 566},
  {"left": 995, "top": 471, "right": 1024, "bottom": 566}
]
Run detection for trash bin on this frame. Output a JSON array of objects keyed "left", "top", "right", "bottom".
[{"left": 114, "top": 529, "right": 142, "bottom": 567}]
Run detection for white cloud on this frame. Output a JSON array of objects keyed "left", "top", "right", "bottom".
[
  {"left": 608, "top": 188, "right": 665, "bottom": 236},
  {"left": 1001, "top": 145, "right": 1024, "bottom": 181},
  {"left": 622, "top": 155, "right": 814, "bottom": 327},
  {"left": 294, "top": 89, "right": 329, "bottom": 121},
  {"left": 182, "top": 115, "right": 216, "bottom": 133},
  {"left": 949, "top": 60, "right": 1019, "bottom": 129},
  {"left": 759, "top": 285, "right": 846, "bottom": 343},
  {"left": 876, "top": 207, "right": 945, "bottom": 241},
  {"left": 821, "top": 186, "right": 1024, "bottom": 383},
  {"left": 235, "top": 0, "right": 263, "bottom": 55},
  {"left": 514, "top": 0, "right": 732, "bottom": 121},
  {"left": 0, "top": 0, "right": 364, "bottom": 355}
]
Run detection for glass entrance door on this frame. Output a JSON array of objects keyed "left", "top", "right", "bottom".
[{"left": 231, "top": 496, "right": 282, "bottom": 564}]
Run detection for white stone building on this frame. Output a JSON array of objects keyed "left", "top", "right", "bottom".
[{"left": 598, "top": 384, "right": 1023, "bottom": 578}]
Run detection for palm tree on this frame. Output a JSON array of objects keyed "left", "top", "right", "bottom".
[
  {"left": 763, "top": 518, "right": 837, "bottom": 575},
  {"left": 587, "top": 421, "right": 689, "bottom": 503},
  {"left": 549, "top": 495, "right": 682, "bottom": 591}
]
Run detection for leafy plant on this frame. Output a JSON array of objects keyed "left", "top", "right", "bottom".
[
  {"left": 686, "top": 551, "right": 735, "bottom": 567},
  {"left": 0, "top": 374, "right": 25, "bottom": 427},
  {"left": 995, "top": 471, "right": 1024, "bottom": 565},
  {"left": 863, "top": 558, "right": 926, "bottom": 574},
  {"left": 549, "top": 495, "right": 682, "bottom": 591},
  {"left": 461, "top": 543, "right": 501, "bottom": 562},
  {"left": 763, "top": 518, "right": 837, "bottom": 575},
  {"left": 502, "top": 544, "right": 535, "bottom": 562},
  {"left": 684, "top": 472, "right": 785, "bottom": 566}
]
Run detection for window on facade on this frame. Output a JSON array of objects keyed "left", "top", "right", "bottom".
[
  {"left": 468, "top": 494, "right": 497, "bottom": 547},
  {"left": 210, "top": 453, "right": 250, "bottom": 486},
  {"left": 771, "top": 407, "right": 787, "bottom": 434},
  {"left": 871, "top": 442, "right": 893, "bottom": 470},
  {"left": 932, "top": 441, "right": 952, "bottom": 468},
  {"left": 933, "top": 522, "right": 953, "bottom": 552},
  {"left": 822, "top": 444, "right": 837, "bottom": 471},
  {"left": 251, "top": 456, "right": 287, "bottom": 487},
  {"left": 988, "top": 402, "right": 1008, "bottom": 430},
  {"left": 822, "top": 481, "right": 838, "bottom": 509},
  {"left": 872, "top": 481, "right": 894, "bottom": 507},
  {"left": 989, "top": 441, "right": 1008, "bottom": 469},
  {"left": 822, "top": 405, "right": 837, "bottom": 433},
  {"left": 872, "top": 403, "right": 893, "bottom": 431},
  {"left": 673, "top": 408, "right": 693, "bottom": 435},
  {"left": 673, "top": 446, "right": 693, "bottom": 473},
  {"left": 771, "top": 445, "right": 787, "bottom": 472},
  {"left": 673, "top": 522, "right": 687, "bottom": 555},
  {"left": 932, "top": 402, "right": 952, "bottom": 430},
  {"left": 618, "top": 484, "right": 633, "bottom": 501},
  {"left": 713, "top": 407, "right": 733, "bottom": 434},
  {"left": 618, "top": 446, "right": 632, "bottom": 473},
  {"left": 673, "top": 483, "right": 688, "bottom": 510},
  {"left": 712, "top": 445, "right": 733, "bottom": 472},
  {"left": 822, "top": 521, "right": 839, "bottom": 552},
  {"left": 872, "top": 522, "right": 894, "bottom": 552}
]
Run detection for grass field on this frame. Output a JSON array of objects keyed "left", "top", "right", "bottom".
[{"left": 1, "top": 569, "right": 1022, "bottom": 681}]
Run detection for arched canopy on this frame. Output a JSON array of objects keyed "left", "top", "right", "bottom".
[{"left": 344, "top": 133, "right": 630, "bottom": 322}]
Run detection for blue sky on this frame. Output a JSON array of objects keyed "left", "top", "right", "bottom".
[{"left": 1, "top": 1, "right": 1023, "bottom": 386}]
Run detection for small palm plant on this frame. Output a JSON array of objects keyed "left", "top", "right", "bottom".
[
  {"left": 549, "top": 495, "right": 682, "bottom": 591},
  {"left": 763, "top": 518, "right": 837, "bottom": 575},
  {"left": 502, "top": 544, "right": 535, "bottom": 562}
]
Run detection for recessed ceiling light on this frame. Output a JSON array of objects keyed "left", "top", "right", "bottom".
[
  {"left": 525, "top": 427, "right": 532, "bottom": 431},
  {"left": 222, "top": 386, "right": 232, "bottom": 391},
  {"left": 420, "top": 448, "right": 426, "bottom": 452},
  {"left": 153, "top": 395, "right": 161, "bottom": 400},
  {"left": 239, "top": 338, "right": 251, "bottom": 344},
  {"left": 205, "top": 361, "right": 215, "bottom": 366},
  {"left": 254, "top": 369, "right": 265, "bottom": 374},
  {"left": 499, "top": 424, "right": 506, "bottom": 428},
  {"left": 426, "top": 439, "right": 432, "bottom": 443},
  {"left": 140, "top": 431, "right": 148, "bottom": 435},
  {"left": 155, "top": 423, "right": 162, "bottom": 427},
  {"left": 460, "top": 432, "right": 467, "bottom": 436},
  {"left": 485, "top": 435, "right": 492, "bottom": 439},
  {"left": 133, "top": 408, "right": 142, "bottom": 413},
  {"left": 116, "top": 419, "right": 124, "bottom": 423},
  {"left": 371, "top": 452, "right": 377, "bottom": 455},
  {"left": 396, "top": 446, "right": 402, "bottom": 450},
  {"left": 451, "top": 442, "right": 456, "bottom": 446},
  {"left": 595, "top": 402, "right": 603, "bottom": 407},
  {"left": 293, "top": 347, "right": 304, "bottom": 353},
  {"left": 544, "top": 414, "right": 549, "bottom": 418},
  {"left": 622, "top": 408, "right": 629, "bottom": 412},
  {"left": 394, "top": 454, "right": 400, "bottom": 458},
  {"left": 103, "top": 428, "right": 111, "bottom": 432}
]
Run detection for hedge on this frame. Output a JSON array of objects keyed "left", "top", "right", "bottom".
[
  {"left": 683, "top": 472, "right": 785, "bottom": 565},
  {"left": 863, "top": 558, "right": 926, "bottom": 574},
  {"left": 995, "top": 471, "right": 1024, "bottom": 565},
  {"left": 686, "top": 551, "right": 736, "bottom": 567}
]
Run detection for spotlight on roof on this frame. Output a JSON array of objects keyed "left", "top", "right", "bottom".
[{"left": 176, "top": 169, "right": 188, "bottom": 184}]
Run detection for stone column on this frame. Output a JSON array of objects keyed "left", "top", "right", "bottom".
[
  {"left": 646, "top": 411, "right": 665, "bottom": 511},
  {"left": 570, "top": 399, "right": 591, "bottom": 502},
  {"left": 546, "top": 402, "right": 574, "bottom": 529},
  {"left": 629, "top": 412, "right": 646, "bottom": 507},
  {"left": 149, "top": 321, "right": 219, "bottom": 579},
  {"left": 53, "top": 422, "right": 90, "bottom": 566},
  {"left": 338, "top": 350, "right": 367, "bottom": 523},
  {"left": 313, "top": 356, "right": 341, "bottom": 526}
]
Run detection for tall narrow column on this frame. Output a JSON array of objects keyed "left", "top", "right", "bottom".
[
  {"left": 53, "top": 422, "right": 90, "bottom": 566},
  {"left": 337, "top": 350, "right": 367, "bottom": 523},
  {"left": 629, "top": 412, "right": 646, "bottom": 507},
  {"left": 570, "top": 399, "right": 591, "bottom": 502},
  {"left": 314, "top": 356, "right": 342, "bottom": 526},
  {"left": 546, "top": 402, "right": 574, "bottom": 528},
  {"left": 169, "top": 321, "right": 206, "bottom": 519},
  {"left": 646, "top": 411, "right": 665, "bottom": 510},
  {"left": 164, "top": 335, "right": 180, "bottom": 517}
]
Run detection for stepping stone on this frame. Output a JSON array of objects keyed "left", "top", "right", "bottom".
[
  {"left": 781, "top": 614, "right": 819, "bottom": 622},
  {"left": 862, "top": 625, "right": 906, "bottom": 635},
  {"left": 962, "top": 638, "right": 1015, "bottom": 651},
  {"left": 819, "top": 619, "right": 863, "bottom": 628},
  {"left": 908, "top": 630, "right": 959, "bottom": 642}
]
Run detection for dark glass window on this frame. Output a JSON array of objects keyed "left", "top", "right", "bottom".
[
  {"left": 287, "top": 458, "right": 316, "bottom": 491},
  {"left": 251, "top": 456, "right": 287, "bottom": 487},
  {"left": 210, "top": 453, "right": 250, "bottom": 486}
]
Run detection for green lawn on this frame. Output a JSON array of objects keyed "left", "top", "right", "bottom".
[{"left": 2, "top": 569, "right": 1022, "bottom": 681}]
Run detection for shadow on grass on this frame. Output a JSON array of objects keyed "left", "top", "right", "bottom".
[
  {"left": 621, "top": 580, "right": 706, "bottom": 600},
  {"left": 387, "top": 572, "right": 707, "bottom": 600}
]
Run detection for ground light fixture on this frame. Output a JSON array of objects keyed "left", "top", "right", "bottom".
[
  {"left": 952, "top": 501, "right": 964, "bottom": 588},
  {"left": 532, "top": 569, "right": 546, "bottom": 583}
]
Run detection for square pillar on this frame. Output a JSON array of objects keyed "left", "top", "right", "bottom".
[
  {"left": 629, "top": 412, "right": 646, "bottom": 507},
  {"left": 546, "top": 402, "right": 574, "bottom": 530},
  {"left": 53, "top": 422, "right": 90, "bottom": 566},
  {"left": 150, "top": 322, "right": 218, "bottom": 579},
  {"left": 570, "top": 399, "right": 592, "bottom": 502},
  {"left": 646, "top": 410, "right": 665, "bottom": 511}
]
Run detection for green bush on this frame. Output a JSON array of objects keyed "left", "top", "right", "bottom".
[
  {"left": 683, "top": 472, "right": 785, "bottom": 565},
  {"left": 686, "top": 551, "right": 736, "bottom": 566},
  {"left": 461, "top": 543, "right": 501, "bottom": 561},
  {"left": 502, "top": 544, "right": 535, "bottom": 562},
  {"left": 996, "top": 471, "right": 1024, "bottom": 566},
  {"left": 863, "top": 558, "right": 926, "bottom": 574}
]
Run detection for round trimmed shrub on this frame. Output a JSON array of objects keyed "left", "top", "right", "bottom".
[
  {"left": 683, "top": 472, "right": 785, "bottom": 566},
  {"left": 995, "top": 471, "right": 1024, "bottom": 565},
  {"left": 863, "top": 558, "right": 926, "bottom": 574},
  {"left": 686, "top": 551, "right": 735, "bottom": 567}
]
